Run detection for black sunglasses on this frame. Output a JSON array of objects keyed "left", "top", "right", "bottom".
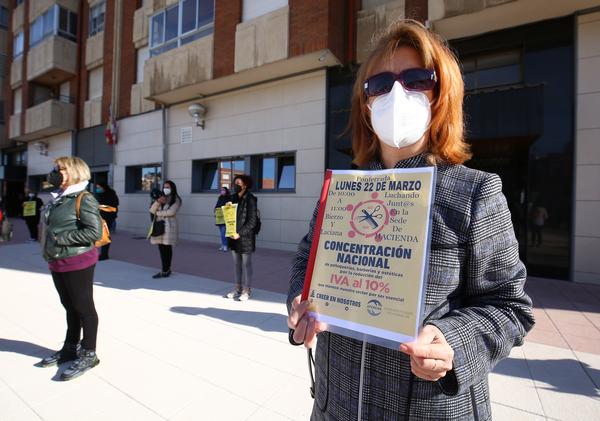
[{"left": 363, "top": 68, "right": 437, "bottom": 97}]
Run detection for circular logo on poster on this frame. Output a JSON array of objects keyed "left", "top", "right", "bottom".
[
  {"left": 349, "top": 199, "right": 390, "bottom": 238},
  {"left": 367, "top": 299, "right": 382, "bottom": 316}
]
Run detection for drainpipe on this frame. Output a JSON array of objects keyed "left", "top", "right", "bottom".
[
  {"left": 110, "top": 0, "right": 123, "bottom": 186},
  {"left": 162, "top": 104, "right": 168, "bottom": 181}
]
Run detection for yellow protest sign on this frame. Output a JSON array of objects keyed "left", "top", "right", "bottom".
[
  {"left": 23, "top": 201, "right": 37, "bottom": 217},
  {"left": 222, "top": 203, "right": 237, "bottom": 237},
  {"left": 302, "top": 168, "right": 436, "bottom": 349},
  {"left": 215, "top": 207, "right": 225, "bottom": 225}
]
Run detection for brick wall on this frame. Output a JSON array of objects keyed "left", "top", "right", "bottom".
[
  {"left": 289, "top": 0, "right": 329, "bottom": 57},
  {"left": 19, "top": 0, "right": 29, "bottom": 134},
  {"left": 213, "top": 0, "right": 241, "bottom": 79},
  {"left": 101, "top": 0, "right": 115, "bottom": 124},
  {"left": 118, "top": 0, "right": 137, "bottom": 119},
  {"left": 78, "top": 1, "right": 90, "bottom": 129}
]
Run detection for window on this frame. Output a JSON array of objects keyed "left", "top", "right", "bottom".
[
  {"left": 125, "top": 164, "right": 162, "bottom": 193},
  {"left": 0, "top": 101, "right": 4, "bottom": 124},
  {"left": 0, "top": 6, "right": 9, "bottom": 29},
  {"left": 0, "top": 53, "right": 7, "bottom": 77},
  {"left": 462, "top": 49, "right": 521, "bottom": 91},
  {"left": 13, "top": 32, "right": 24, "bottom": 58},
  {"left": 13, "top": 88, "right": 22, "bottom": 114},
  {"left": 259, "top": 154, "right": 295, "bottom": 191},
  {"left": 136, "top": 46, "right": 150, "bottom": 83},
  {"left": 16, "top": 0, "right": 24, "bottom": 5},
  {"left": 89, "top": 1, "right": 106, "bottom": 37},
  {"left": 88, "top": 67, "right": 103, "bottom": 100},
  {"left": 192, "top": 157, "right": 245, "bottom": 192},
  {"left": 58, "top": 6, "right": 78, "bottom": 41},
  {"left": 192, "top": 153, "right": 295, "bottom": 193},
  {"left": 242, "top": 0, "right": 287, "bottom": 22},
  {"left": 149, "top": 0, "right": 214, "bottom": 56},
  {"left": 29, "top": 5, "right": 76, "bottom": 47}
]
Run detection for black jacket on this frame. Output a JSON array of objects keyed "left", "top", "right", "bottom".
[
  {"left": 228, "top": 192, "right": 257, "bottom": 254},
  {"left": 24, "top": 197, "right": 44, "bottom": 221},
  {"left": 96, "top": 189, "right": 119, "bottom": 224}
]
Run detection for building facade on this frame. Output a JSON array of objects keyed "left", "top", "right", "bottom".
[{"left": 1, "top": 0, "right": 599, "bottom": 284}]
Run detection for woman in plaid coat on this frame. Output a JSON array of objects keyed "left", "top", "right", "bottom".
[{"left": 287, "top": 20, "right": 534, "bottom": 420}]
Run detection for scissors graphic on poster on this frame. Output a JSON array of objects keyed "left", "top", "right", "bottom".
[{"left": 358, "top": 205, "right": 383, "bottom": 229}]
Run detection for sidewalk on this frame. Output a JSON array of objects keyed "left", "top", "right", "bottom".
[{"left": 1, "top": 220, "right": 600, "bottom": 420}]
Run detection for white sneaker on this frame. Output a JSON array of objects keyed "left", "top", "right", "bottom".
[
  {"left": 238, "top": 291, "right": 250, "bottom": 301},
  {"left": 226, "top": 289, "right": 241, "bottom": 299}
]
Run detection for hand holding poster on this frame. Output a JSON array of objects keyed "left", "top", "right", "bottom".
[
  {"left": 302, "top": 168, "right": 435, "bottom": 349},
  {"left": 23, "top": 201, "right": 37, "bottom": 217},
  {"left": 222, "top": 203, "right": 237, "bottom": 238}
]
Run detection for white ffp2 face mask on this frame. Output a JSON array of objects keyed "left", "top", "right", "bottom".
[
  {"left": 368, "top": 81, "right": 431, "bottom": 149},
  {"left": 163, "top": 188, "right": 172, "bottom": 195}
]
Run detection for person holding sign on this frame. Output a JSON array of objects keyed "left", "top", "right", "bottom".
[
  {"left": 214, "top": 187, "right": 230, "bottom": 252},
  {"left": 22, "top": 191, "right": 44, "bottom": 242},
  {"left": 225, "top": 175, "right": 258, "bottom": 302},
  {"left": 287, "top": 20, "right": 534, "bottom": 420}
]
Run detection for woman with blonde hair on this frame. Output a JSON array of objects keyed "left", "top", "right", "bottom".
[
  {"left": 287, "top": 20, "right": 534, "bottom": 420},
  {"left": 38, "top": 157, "right": 103, "bottom": 381}
]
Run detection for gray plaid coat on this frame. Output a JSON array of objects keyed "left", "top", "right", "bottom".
[{"left": 288, "top": 154, "right": 534, "bottom": 421}]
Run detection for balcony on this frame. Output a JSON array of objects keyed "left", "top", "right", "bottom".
[
  {"left": 30, "top": 0, "right": 78, "bottom": 22},
  {"left": 143, "top": 34, "right": 214, "bottom": 102},
  {"left": 234, "top": 7, "right": 288, "bottom": 73},
  {"left": 22, "top": 99, "right": 76, "bottom": 141},
  {"left": 130, "top": 83, "right": 155, "bottom": 115},
  {"left": 133, "top": 2, "right": 150, "bottom": 48},
  {"left": 85, "top": 32, "right": 104, "bottom": 69},
  {"left": 10, "top": 57, "right": 22, "bottom": 88},
  {"left": 84, "top": 97, "right": 103, "bottom": 128},
  {"left": 12, "top": 1, "right": 24, "bottom": 33},
  {"left": 27, "top": 36, "right": 77, "bottom": 85},
  {"left": 9, "top": 113, "right": 21, "bottom": 140}
]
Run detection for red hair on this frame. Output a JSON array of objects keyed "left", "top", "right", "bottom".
[{"left": 351, "top": 20, "right": 471, "bottom": 167}]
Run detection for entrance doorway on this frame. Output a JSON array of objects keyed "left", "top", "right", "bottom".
[{"left": 467, "top": 137, "right": 532, "bottom": 265}]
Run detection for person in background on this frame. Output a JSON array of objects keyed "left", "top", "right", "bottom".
[
  {"left": 23, "top": 191, "right": 44, "bottom": 242},
  {"left": 214, "top": 186, "right": 230, "bottom": 252},
  {"left": 38, "top": 156, "right": 102, "bottom": 381},
  {"left": 95, "top": 182, "right": 119, "bottom": 260},
  {"left": 287, "top": 20, "right": 534, "bottom": 420},
  {"left": 226, "top": 175, "right": 258, "bottom": 302},
  {"left": 149, "top": 180, "right": 182, "bottom": 278}
]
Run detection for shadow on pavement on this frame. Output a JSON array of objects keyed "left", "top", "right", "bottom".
[
  {"left": 170, "top": 306, "right": 287, "bottom": 333},
  {"left": 0, "top": 338, "right": 54, "bottom": 359},
  {"left": 494, "top": 357, "right": 600, "bottom": 397}
]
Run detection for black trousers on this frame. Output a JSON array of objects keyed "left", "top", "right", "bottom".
[
  {"left": 25, "top": 218, "right": 39, "bottom": 240},
  {"left": 52, "top": 265, "right": 98, "bottom": 351},
  {"left": 158, "top": 244, "right": 173, "bottom": 272}
]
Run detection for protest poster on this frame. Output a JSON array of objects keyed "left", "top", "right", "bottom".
[
  {"left": 23, "top": 201, "right": 36, "bottom": 217},
  {"left": 222, "top": 203, "right": 238, "bottom": 237},
  {"left": 302, "top": 168, "right": 435, "bottom": 348}
]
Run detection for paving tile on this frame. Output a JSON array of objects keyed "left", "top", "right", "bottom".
[
  {"left": 245, "top": 407, "right": 297, "bottom": 421},
  {"left": 562, "top": 334, "right": 600, "bottom": 355},
  {"left": 490, "top": 403, "right": 546, "bottom": 421},
  {"left": 522, "top": 342, "right": 600, "bottom": 420},
  {"left": 526, "top": 328, "right": 569, "bottom": 349}
]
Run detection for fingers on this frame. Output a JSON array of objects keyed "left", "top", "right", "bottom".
[
  {"left": 287, "top": 295, "right": 321, "bottom": 348},
  {"left": 414, "top": 355, "right": 453, "bottom": 373},
  {"left": 410, "top": 360, "right": 447, "bottom": 381},
  {"left": 401, "top": 342, "right": 453, "bottom": 361}
]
